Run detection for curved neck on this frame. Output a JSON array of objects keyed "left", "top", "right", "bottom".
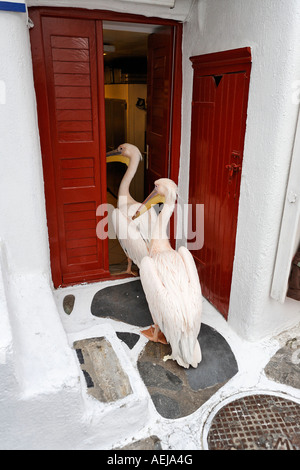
[
  {"left": 118, "top": 157, "right": 139, "bottom": 202},
  {"left": 150, "top": 197, "right": 175, "bottom": 253}
]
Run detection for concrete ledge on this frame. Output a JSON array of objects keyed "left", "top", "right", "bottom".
[
  {"left": 0, "top": 241, "right": 13, "bottom": 366},
  {"left": 5, "top": 271, "right": 80, "bottom": 398}
]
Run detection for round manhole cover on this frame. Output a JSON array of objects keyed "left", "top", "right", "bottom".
[{"left": 207, "top": 394, "right": 300, "bottom": 450}]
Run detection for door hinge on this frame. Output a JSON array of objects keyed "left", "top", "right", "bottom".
[{"left": 27, "top": 17, "right": 34, "bottom": 29}]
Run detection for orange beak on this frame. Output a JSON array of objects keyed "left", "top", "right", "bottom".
[{"left": 132, "top": 188, "right": 165, "bottom": 220}]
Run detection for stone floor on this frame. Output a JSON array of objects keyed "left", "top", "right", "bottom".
[
  {"left": 88, "top": 281, "right": 239, "bottom": 420},
  {"left": 55, "top": 277, "right": 300, "bottom": 450}
]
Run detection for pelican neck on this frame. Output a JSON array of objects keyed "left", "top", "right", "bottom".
[
  {"left": 150, "top": 197, "right": 175, "bottom": 253},
  {"left": 118, "top": 156, "right": 140, "bottom": 201}
]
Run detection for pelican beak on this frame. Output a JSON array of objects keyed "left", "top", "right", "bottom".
[
  {"left": 106, "top": 149, "right": 129, "bottom": 166},
  {"left": 132, "top": 188, "right": 165, "bottom": 220}
]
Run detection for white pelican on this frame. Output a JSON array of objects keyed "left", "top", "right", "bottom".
[
  {"left": 106, "top": 143, "right": 157, "bottom": 275},
  {"left": 133, "top": 178, "right": 202, "bottom": 369}
]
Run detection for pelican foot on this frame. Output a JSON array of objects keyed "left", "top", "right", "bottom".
[
  {"left": 126, "top": 268, "right": 138, "bottom": 277},
  {"left": 141, "top": 326, "right": 168, "bottom": 344},
  {"left": 112, "top": 267, "right": 138, "bottom": 277}
]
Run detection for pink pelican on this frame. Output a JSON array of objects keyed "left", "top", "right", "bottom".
[
  {"left": 106, "top": 143, "right": 157, "bottom": 275},
  {"left": 133, "top": 178, "right": 202, "bottom": 369}
]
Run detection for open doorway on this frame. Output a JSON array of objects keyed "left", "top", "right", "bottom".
[
  {"left": 29, "top": 8, "right": 181, "bottom": 287},
  {"left": 103, "top": 21, "right": 170, "bottom": 275}
]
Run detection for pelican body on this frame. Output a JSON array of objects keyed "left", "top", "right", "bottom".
[
  {"left": 106, "top": 143, "right": 156, "bottom": 274},
  {"left": 133, "top": 178, "right": 202, "bottom": 369}
]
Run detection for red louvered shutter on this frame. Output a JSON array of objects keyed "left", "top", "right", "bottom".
[{"left": 32, "top": 15, "right": 109, "bottom": 286}]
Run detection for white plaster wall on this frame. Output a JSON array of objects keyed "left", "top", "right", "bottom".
[
  {"left": 179, "top": 0, "right": 300, "bottom": 341},
  {"left": 0, "top": 11, "right": 50, "bottom": 277},
  {"left": 27, "top": 0, "right": 194, "bottom": 21},
  {"left": 0, "top": 11, "right": 83, "bottom": 449}
]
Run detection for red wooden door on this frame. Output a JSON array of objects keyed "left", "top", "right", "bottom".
[
  {"left": 146, "top": 28, "right": 173, "bottom": 195},
  {"left": 189, "top": 48, "right": 251, "bottom": 318},
  {"left": 30, "top": 14, "right": 109, "bottom": 287}
]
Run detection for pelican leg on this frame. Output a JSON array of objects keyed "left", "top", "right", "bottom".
[
  {"left": 125, "top": 257, "right": 138, "bottom": 276},
  {"left": 141, "top": 324, "right": 168, "bottom": 344}
]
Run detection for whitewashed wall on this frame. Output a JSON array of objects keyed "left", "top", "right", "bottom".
[
  {"left": 179, "top": 0, "right": 300, "bottom": 340},
  {"left": 27, "top": 0, "right": 194, "bottom": 21},
  {"left": 0, "top": 10, "right": 49, "bottom": 276}
]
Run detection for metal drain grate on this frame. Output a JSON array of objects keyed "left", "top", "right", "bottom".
[{"left": 207, "top": 394, "right": 300, "bottom": 450}]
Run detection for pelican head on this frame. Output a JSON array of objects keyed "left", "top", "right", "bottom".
[
  {"left": 133, "top": 178, "right": 178, "bottom": 220},
  {"left": 106, "top": 143, "right": 142, "bottom": 167}
]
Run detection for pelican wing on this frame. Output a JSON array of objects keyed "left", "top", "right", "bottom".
[
  {"left": 112, "top": 208, "right": 149, "bottom": 267},
  {"left": 140, "top": 254, "right": 185, "bottom": 344},
  {"left": 178, "top": 246, "right": 202, "bottom": 328}
]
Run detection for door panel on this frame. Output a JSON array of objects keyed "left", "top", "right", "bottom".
[
  {"left": 31, "top": 15, "right": 109, "bottom": 286},
  {"left": 105, "top": 98, "right": 127, "bottom": 198},
  {"left": 146, "top": 28, "right": 173, "bottom": 195},
  {"left": 30, "top": 9, "right": 183, "bottom": 286},
  {"left": 189, "top": 49, "right": 251, "bottom": 318}
]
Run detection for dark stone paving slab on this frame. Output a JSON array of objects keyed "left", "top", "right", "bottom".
[
  {"left": 186, "top": 324, "right": 238, "bottom": 390},
  {"left": 63, "top": 294, "right": 75, "bottom": 315},
  {"left": 207, "top": 394, "right": 300, "bottom": 450},
  {"left": 91, "top": 280, "right": 153, "bottom": 327},
  {"left": 264, "top": 338, "right": 300, "bottom": 389},
  {"left": 73, "top": 337, "right": 132, "bottom": 403},
  {"left": 116, "top": 332, "right": 140, "bottom": 350},
  {"left": 137, "top": 324, "right": 238, "bottom": 419},
  {"left": 117, "top": 436, "right": 162, "bottom": 450}
]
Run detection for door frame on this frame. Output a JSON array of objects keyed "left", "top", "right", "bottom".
[{"left": 29, "top": 6, "right": 182, "bottom": 287}]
